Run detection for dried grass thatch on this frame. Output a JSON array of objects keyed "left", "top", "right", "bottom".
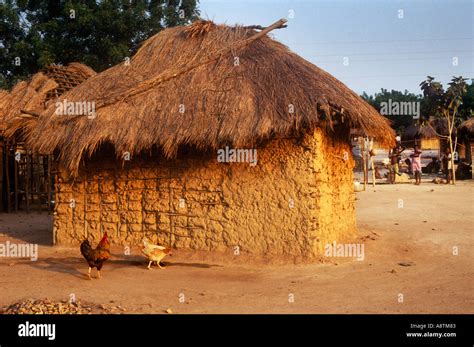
[
  {"left": 28, "top": 20, "right": 395, "bottom": 175},
  {"left": 0, "top": 89, "right": 12, "bottom": 135},
  {"left": 458, "top": 117, "right": 474, "bottom": 138},
  {"left": 403, "top": 124, "right": 438, "bottom": 141},
  {"left": 403, "top": 118, "right": 459, "bottom": 144},
  {"left": 2, "top": 63, "right": 95, "bottom": 140},
  {"left": 432, "top": 117, "right": 456, "bottom": 137}
]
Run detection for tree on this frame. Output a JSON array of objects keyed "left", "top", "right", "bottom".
[
  {"left": 458, "top": 79, "right": 474, "bottom": 120},
  {"left": 361, "top": 89, "right": 423, "bottom": 134},
  {"left": 420, "top": 76, "right": 469, "bottom": 184},
  {"left": 0, "top": 0, "right": 200, "bottom": 89}
]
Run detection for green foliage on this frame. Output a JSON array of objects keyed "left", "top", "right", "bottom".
[
  {"left": 458, "top": 79, "right": 474, "bottom": 120},
  {"left": 361, "top": 88, "right": 422, "bottom": 133},
  {"left": 419, "top": 76, "right": 444, "bottom": 120},
  {"left": 419, "top": 75, "right": 470, "bottom": 184},
  {"left": 0, "top": 0, "right": 200, "bottom": 89},
  {"left": 420, "top": 75, "right": 470, "bottom": 126},
  {"left": 361, "top": 78, "right": 474, "bottom": 135}
]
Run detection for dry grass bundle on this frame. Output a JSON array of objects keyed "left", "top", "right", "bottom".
[
  {"left": 28, "top": 20, "right": 395, "bottom": 175},
  {"left": 0, "top": 89, "right": 11, "bottom": 134},
  {"left": 184, "top": 20, "right": 216, "bottom": 37},
  {"left": 2, "top": 73, "right": 58, "bottom": 140},
  {"left": 2, "top": 63, "right": 95, "bottom": 140},
  {"left": 64, "top": 62, "right": 96, "bottom": 79}
]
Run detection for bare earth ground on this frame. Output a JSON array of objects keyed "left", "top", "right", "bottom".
[{"left": 0, "top": 181, "right": 472, "bottom": 314}]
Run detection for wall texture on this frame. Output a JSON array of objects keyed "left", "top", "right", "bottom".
[{"left": 53, "top": 128, "right": 356, "bottom": 259}]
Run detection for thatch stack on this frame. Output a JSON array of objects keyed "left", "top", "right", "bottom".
[
  {"left": 0, "top": 89, "right": 12, "bottom": 135},
  {"left": 26, "top": 20, "right": 394, "bottom": 175},
  {"left": 2, "top": 73, "right": 58, "bottom": 139},
  {"left": 2, "top": 63, "right": 95, "bottom": 140}
]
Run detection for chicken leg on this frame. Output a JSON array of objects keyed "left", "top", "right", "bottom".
[
  {"left": 147, "top": 261, "right": 153, "bottom": 270},
  {"left": 87, "top": 267, "right": 92, "bottom": 280}
]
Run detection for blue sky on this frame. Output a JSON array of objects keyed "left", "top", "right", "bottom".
[{"left": 199, "top": 0, "right": 474, "bottom": 95}]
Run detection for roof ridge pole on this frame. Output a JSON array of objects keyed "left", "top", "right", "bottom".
[{"left": 95, "top": 18, "right": 288, "bottom": 110}]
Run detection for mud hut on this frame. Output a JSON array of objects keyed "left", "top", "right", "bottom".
[
  {"left": 1, "top": 63, "right": 95, "bottom": 212},
  {"left": 26, "top": 20, "right": 394, "bottom": 258}
]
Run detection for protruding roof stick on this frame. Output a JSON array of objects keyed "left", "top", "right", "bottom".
[
  {"left": 95, "top": 19, "right": 289, "bottom": 110},
  {"left": 243, "top": 23, "right": 288, "bottom": 30}
]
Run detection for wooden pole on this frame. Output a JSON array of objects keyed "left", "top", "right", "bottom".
[
  {"left": 362, "top": 138, "right": 367, "bottom": 191},
  {"left": 451, "top": 134, "right": 457, "bottom": 185},
  {"left": 445, "top": 110, "right": 456, "bottom": 184},
  {"left": 5, "top": 140, "right": 11, "bottom": 213},
  {"left": 450, "top": 139, "right": 456, "bottom": 184},
  {"left": 46, "top": 155, "right": 52, "bottom": 213},
  {"left": 34, "top": 155, "right": 41, "bottom": 212},
  {"left": 25, "top": 150, "right": 30, "bottom": 213},
  {"left": 370, "top": 139, "right": 376, "bottom": 187},
  {"left": 168, "top": 170, "right": 173, "bottom": 246},
  {"left": 84, "top": 177, "right": 88, "bottom": 240},
  {"left": 13, "top": 142, "right": 18, "bottom": 212}
]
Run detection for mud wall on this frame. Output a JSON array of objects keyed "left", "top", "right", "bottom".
[{"left": 53, "top": 128, "right": 356, "bottom": 259}]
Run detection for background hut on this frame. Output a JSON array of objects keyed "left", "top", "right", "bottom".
[
  {"left": 25, "top": 20, "right": 394, "bottom": 258},
  {"left": 458, "top": 118, "right": 474, "bottom": 178},
  {"left": 431, "top": 117, "right": 457, "bottom": 156},
  {"left": 0, "top": 63, "right": 95, "bottom": 212},
  {"left": 402, "top": 123, "right": 439, "bottom": 150}
]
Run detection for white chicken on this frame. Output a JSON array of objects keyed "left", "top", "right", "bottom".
[{"left": 141, "top": 238, "right": 172, "bottom": 270}]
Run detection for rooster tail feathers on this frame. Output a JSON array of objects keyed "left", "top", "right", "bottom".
[{"left": 80, "top": 240, "right": 92, "bottom": 259}]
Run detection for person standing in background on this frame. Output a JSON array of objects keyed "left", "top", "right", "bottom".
[
  {"left": 410, "top": 145, "right": 422, "bottom": 185},
  {"left": 389, "top": 144, "right": 405, "bottom": 184},
  {"left": 441, "top": 147, "right": 452, "bottom": 184}
]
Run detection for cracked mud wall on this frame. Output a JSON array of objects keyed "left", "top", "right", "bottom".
[{"left": 53, "top": 128, "right": 356, "bottom": 259}]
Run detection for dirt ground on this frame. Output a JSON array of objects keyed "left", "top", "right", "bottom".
[{"left": 0, "top": 180, "right": 472, "bottom": 314}]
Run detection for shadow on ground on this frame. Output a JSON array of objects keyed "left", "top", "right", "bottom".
[
  {"left": 0, "top": 213, "right": 53, "bottom": 245},
  {"left": 1, "top": 254, "right": 222, "bottom": 281}
]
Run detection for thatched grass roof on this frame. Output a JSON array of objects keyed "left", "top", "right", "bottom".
[
  {"left": 403, "top": 124, "right": 438, "bottom": 141},
  {"left": 403, "top": 118, "right": 459, "bottom": 143},
  {"left": 28, "top": 20, "right": 395, "bottom": 175},
  {"left": 2, "top": 63, "right": 95, "bottom": 140},
  {"left": 432, "top": 117, "right": 456, "bottom": 137},
  {"left": 458, "top": 117, "right": 474, "bottom": 138}
]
